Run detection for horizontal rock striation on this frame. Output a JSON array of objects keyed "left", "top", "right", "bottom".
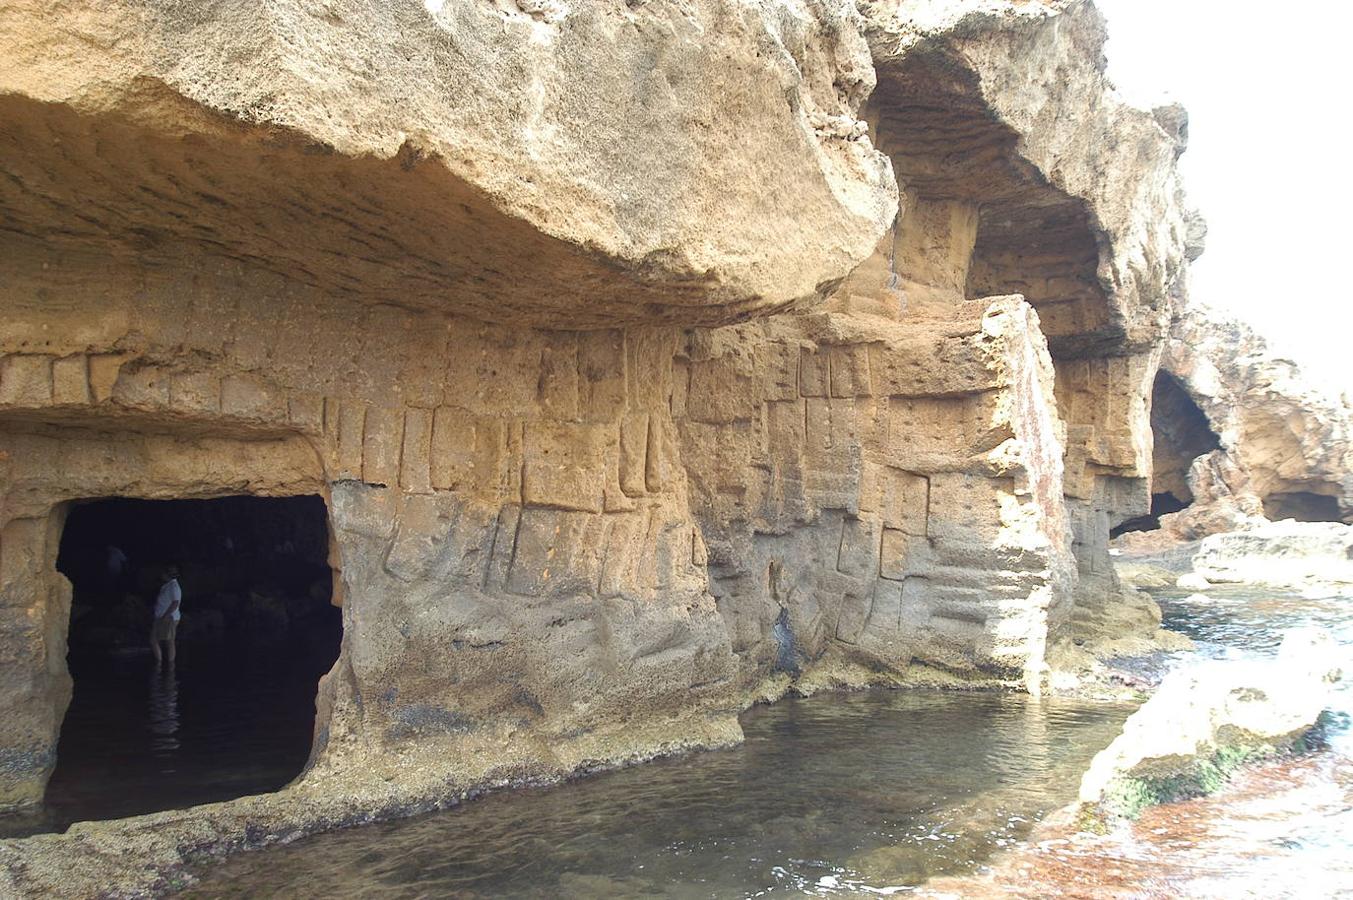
[
  {"left": 0, "top": 0, "right": 1195, "bottom": 894},
  {"left": 856, "top": 0, "right": 1193, "bottom": 650},
  {"left": 679, "top": 297, "right": 1072, "bottom": 692}
]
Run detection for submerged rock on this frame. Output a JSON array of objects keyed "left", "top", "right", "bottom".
[
  {"left": 1175, "top": 571, "right": 1212, "bottom": 591},
  {"left": 1077, "top": 629, "right": 1344, "bottom": 819},
  {"left": 1112, "top": 560, "right": 1177, "bottom": 590}
]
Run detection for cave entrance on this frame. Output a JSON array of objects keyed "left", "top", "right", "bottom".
[
  {"left": 1262, "top": 491, "right": 1343, "bottom": 523},
  {"left": 45, "top": 495, "right": 341, "bottom": 826},
  {"left": 1113, "top": 370, "right": 1222, "bottom": 537},
  {"left": 1110, "top": 491, "right": 1190, "bottom": 538}
]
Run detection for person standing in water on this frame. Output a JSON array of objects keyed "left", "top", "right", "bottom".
[{"left": 150, "top": 565, "right": 182, "bottom": 668}]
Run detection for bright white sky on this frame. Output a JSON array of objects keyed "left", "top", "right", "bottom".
[{"left": 1095, "top": 0, "right": 1353, "bottom": 392}]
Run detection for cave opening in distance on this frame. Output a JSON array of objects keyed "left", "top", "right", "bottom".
[
  {"left": 1262, "top": 490, "right": 1344, "bottom": 523},
  {"left": 1111, "top": 491, "right": 1190, "bottom": 538},
  {"left": 47, "top": 495, "right": 341, "bottom": 827},
  {"left": 1113, "top": 370, "right": 1222, "bottom": 537}
]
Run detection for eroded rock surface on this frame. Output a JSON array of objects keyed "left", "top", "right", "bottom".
[
  {"left": 1078, "top": 630, "right": 1343, "bottom": 819},
  {"left": 1116, "top": 304, "right": 1353, "bottom": 550},
  {"left": 678, "top": 296, "right": 1073, "bottom": 693},
  {"left": 0, "top": 0, "right": 1197, "bottom": 895},
  {"left": 0, "top": 0, "right": 897, "bottom": 327}
]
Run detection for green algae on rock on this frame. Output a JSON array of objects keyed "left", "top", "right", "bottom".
[{"left": 1078, "top": 629, "right": 1344, "bottom": 821}]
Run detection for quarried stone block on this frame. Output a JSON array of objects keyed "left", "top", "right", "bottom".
[
  {"left": 507, "top": 507, "right": 604, "bottom": 597},
  {"left": 522, "top": 422, "right": 612, "bottom": 513},
  {"left": 0, "top": 356, "right": 52, "bottom": 408},
  {"left": 50, "top": 356, "right": 90, "bottom": 406}
]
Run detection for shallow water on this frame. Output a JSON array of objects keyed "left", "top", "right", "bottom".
[
  {"left": 182, "top": 691, "right": 1133, "bottom": 898},
  {"left": 0, "top": 633, "right": 337, "bottom": 839},
  {"left": 181, "top": 583, "right": 1353, "bottom": 898},
  {"left": 176, "top": 581, "right": 1353, "bottom": 898},
  {"left": 13, "top": 578, "right": 1348, "bottom": 896},
  {"left": 1146, "top": 585, "right": 1353, "bottom": 893},
  {"left": 1152, "top": 584, "right": 1353, "bottom": 758},
  {"left": 930, "top": 584, "right": 1353, "bottom": 898}
]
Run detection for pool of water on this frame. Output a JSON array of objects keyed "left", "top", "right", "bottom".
[
  {"left": 16, "top": 577, "right": 1347, "bottom": 896},
  {"left": 181, "top": 691, "right": 1133, "bottom": 898},
  {"left": 0, "top": 630, "right": 337, "bottom": 839},
  {"left": 181, "top": 582, "right": 1353, "bottom": 898}
]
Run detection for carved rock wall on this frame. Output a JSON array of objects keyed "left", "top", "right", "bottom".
[
  {"left": 1, "top": 0, "right": 904, "bottom": 816},
  {"left": 678, "top": 296, "right": 1072, "bottom": 691},
  {"left": 0, "top": 243, "right": 745, "bottom": 810},
  {"left": 856, "top": 0, "right": 1190, "bottom": 642},
  {"left": 0, "top": 0, "right": 1196, "bottom": 893}
]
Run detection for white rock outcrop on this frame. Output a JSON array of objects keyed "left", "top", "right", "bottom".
[
  {"left": 1079, "top": 629, "right": 1344, "bottom": 817},
  {"left": 1188, "top": 522, "right": 1353, "bottom": 585}
]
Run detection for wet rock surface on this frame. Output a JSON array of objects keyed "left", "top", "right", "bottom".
[
  {"left": 1078, "top": 629, "right": 1343, "bottom": 819},
  {"left": 1119, "top": 521, "right": 1353, "bottom": 589},
  {"left": 923, "top": 753, "right": 1353, "bottom": 899},
  {"left": 926, "top": 586, "right": 1353, "bottom": 898}
]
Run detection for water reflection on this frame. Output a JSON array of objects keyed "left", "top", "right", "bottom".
[
  {"left": 923, "top": 585, "right": 1353, "bottom": 898},
  {"left": 183, "top": 584, "right": 1353, "bottom": 898},
  {"left": 0, "top": 638, "right": 336, "bottom": 838},
  {"left": 148, "top": 665, "right": 181, "bottom": 753}
]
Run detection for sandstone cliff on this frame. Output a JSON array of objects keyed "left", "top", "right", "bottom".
[
  {"left": 0, "top": 0, "right": 1195, "bottom": 894},
  {"left": 0, "top": 0, "right": 898, "bottom": 326},
  {"left": 1116, "top": 303, "right": 1353, "bottom": 549}
]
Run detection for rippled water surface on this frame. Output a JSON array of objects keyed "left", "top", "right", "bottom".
[
  {"left": 181, "top": 581, "right": 1353, "bottom": 898},
  {"left": 183, "top": 692, "right": 1133, "bottom": 898},
  {"left": 17, "top": 577, "right": 1347, "bottom": 896},
  {"left": 1153, "top": 584, "right": 1353, "bottom": 758}
]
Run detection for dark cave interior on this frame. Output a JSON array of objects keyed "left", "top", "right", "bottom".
[{"left": 33, "top": 495, "right": 343, "bottom": 831}]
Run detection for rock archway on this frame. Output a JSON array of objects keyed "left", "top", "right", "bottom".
[
  {"left": 840, "top": 2, "right": 1191, "bottom": 648},
  {"left": 1115, "top": 306, "right": 1353, "bottom": 546},
  {"left": 1112, "top": 369, "right": 1222, "bottom": 537},
  {"left": 42, "top": 493, "right": 341, "bottom": 826},
  {"left": 1146, "top": 371, "right": 1222, "bottom": 510},
  {"left": 0, "top": 422, "right": 334, "bottom": 811}
]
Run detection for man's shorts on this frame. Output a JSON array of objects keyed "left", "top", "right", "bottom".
[{"left": 152, "top": 616, "right": 177, "bottom": 642}]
